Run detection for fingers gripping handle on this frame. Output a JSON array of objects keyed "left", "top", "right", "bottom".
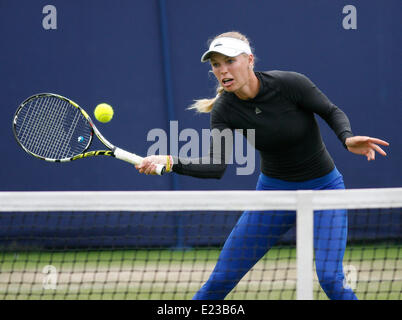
[{"left": 114, "top": 148, "right": 166, "bottom": 175}]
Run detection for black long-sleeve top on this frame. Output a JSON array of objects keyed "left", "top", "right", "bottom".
[{"left": 172, "top": 71, "right": 353, "bottom": 181}]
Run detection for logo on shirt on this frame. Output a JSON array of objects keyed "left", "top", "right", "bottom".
[{"left": 255, "top": 107, "right": 262, "bottom": 114}]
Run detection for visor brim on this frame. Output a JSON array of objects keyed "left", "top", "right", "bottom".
[{"left": 200, "top": 47, "right": 244, "bottom": 62}]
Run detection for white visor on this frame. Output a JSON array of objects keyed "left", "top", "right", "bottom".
[{"left": 201, "top": 37, "right": 252, "bottom": 62}]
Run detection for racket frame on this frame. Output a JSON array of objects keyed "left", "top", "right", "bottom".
[{"left": 12, "top": 93, "right": 165, "bottom": 175}]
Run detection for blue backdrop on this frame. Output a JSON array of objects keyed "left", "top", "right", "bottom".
[
  {"left": 1, "top": 0, "right": 400, "bottom": 192},
  {"left": 0, "top": 0, "right": 401, "bottom": 249}
]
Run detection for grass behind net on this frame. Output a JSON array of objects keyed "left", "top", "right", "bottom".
[{"left": 0, "top": 243, "right": 400, "bottom": 300}]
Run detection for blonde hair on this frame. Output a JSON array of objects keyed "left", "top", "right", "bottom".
[{"left": 188, "top": 31, "right": 253, "bottom": 113}]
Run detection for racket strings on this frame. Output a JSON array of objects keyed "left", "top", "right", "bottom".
[
  {"left": 45, "top": 98, "right": 70, "bottom": 158},
  {"left": 18, "top": 96, "right": 62, "bottom": 157},
  {"left": 15, "top": 96, "right": 92, "bottom": 160},
  {"left": 17, "top": 97, "right": 43, "bottom": 146},
  {"left": 59, "top": 103, "right": 84, "bottom": 157},
  {"left": 17, "top": 98, "right": 50, "bottom": 154},
  {"left": 29, "top": 96, "right": 61, "bottom": 157},
  {"left": 38, "top": 97, "right": 70, "bottom": 159}
]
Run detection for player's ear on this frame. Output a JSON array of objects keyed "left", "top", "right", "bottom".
[{"left": 248, "top": 54, "right": 255, "bottom": 69}]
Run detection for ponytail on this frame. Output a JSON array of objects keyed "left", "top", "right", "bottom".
[{"left": 188, "top": 86, "right": 224, "bottom": 113}]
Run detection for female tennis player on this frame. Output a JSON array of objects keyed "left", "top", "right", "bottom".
[{"left": 136, "top": 31, "right": 389, "bottom": 300}]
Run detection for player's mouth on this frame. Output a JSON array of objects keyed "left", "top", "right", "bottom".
[{"left": 222, "top": 78, "right": 234, "bottom": 87}]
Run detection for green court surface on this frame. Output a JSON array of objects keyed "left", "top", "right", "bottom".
[{"left": 0, "top": 243, "right": 400, "bottom": 300}]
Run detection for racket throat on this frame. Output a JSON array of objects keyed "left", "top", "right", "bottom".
[{"left": 73, "top": 150, "right": 113, "bottom": 160}]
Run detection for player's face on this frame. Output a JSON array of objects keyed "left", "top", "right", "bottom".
[{"left": 210, "top": 53, "right": 254, "bottom": 95}]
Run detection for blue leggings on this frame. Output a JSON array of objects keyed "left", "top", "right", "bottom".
[{"left": 193, "top": 168, "right": 357, "bottom": 300}]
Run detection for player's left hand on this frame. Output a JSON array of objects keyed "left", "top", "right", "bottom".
[{"left": 345, "top": 136, "right": 389, "bottom": 161}]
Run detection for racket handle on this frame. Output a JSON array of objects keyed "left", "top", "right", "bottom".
[
  {"left": 114, "top": 147, "right": 165, "bottom": 175},
  {"left": 154, "top": 164, "right": 166, "bottom": 176}
]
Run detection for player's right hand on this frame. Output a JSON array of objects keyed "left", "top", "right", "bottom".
[{"left": 136, "top": 155, "right": 168, "bottom": 175}]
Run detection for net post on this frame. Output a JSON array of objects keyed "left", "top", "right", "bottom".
[{"left": 296, "top": 190, "right": 314, "bottom": 300}]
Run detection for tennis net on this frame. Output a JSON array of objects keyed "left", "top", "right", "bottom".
[{"left": 0, "top": 188, "right": 401, "bottom": 300}]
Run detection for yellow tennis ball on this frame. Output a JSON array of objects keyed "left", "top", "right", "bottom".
[{"left": 94, "top": 103, "right": 114, "bottom": 123}]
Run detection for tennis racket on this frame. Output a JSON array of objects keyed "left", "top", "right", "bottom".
[{"left": 12, "top": 93, "right": 165, "bottom": 175}]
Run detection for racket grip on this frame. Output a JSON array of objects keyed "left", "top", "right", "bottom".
[
  {"left": 114, "top": 147, "right": 165, "bottom": 175},
  {"left": 155, "top": 164, "right": 166, "bottom": 176}
]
